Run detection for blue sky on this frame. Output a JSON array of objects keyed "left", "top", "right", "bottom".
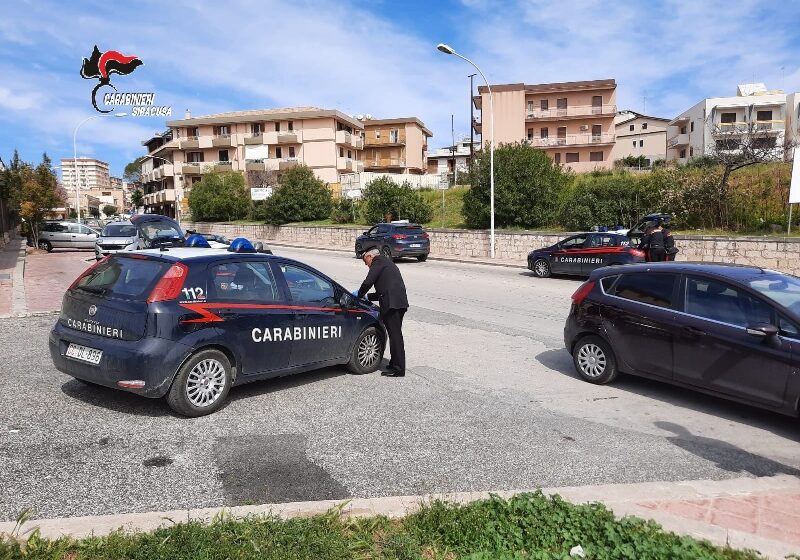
[{"left": 1, "top": 0, "right": 799, "bottom": 178}]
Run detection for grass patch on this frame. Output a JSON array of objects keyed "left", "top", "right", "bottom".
[
  {"left": 1, "top": 492, "right": 764, "bottom": 559},
  {"left": 420, "top": 187, "right": 469, "bottom": 229}
]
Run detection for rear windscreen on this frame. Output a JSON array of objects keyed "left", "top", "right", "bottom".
[
  {"left": 139, "top": 220, "right": 183, "bottom": 242},
  {"left": 395, "top": 225, "right": 422, "bottom": 232},
  {"left": 74, "top": 257, "right": 168, "bottom": 301},
  {"left": 102, "top": 224, "right": 137, "bottom": 237}
]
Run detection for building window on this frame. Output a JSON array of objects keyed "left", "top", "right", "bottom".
[
  {"left": 592, "top": 96, "right": 602, "bottom": 114},
  {"left": 554, "top": 153, "right": 561, "bottom": 164},
  {"left": 541, "top": 99, "right": 549, "bottom": 111},
  {"left": 591, "top": 124, "right": 602, "bottom": 140},
  {"left": 590, "top": 151, "right": 603, "bottom": 162},
  {"left": 188, "top": 127, "right": 199, "bottom": 138},
  {"left": 629, "top": 124, "right": 634, "bottom": 131},
  {"left": 251, "top": 123, "right": 262, "bottom": 134},
  {"left": 191, "top": 177, "right": 202, "bottom": 185},
  {"left": 527, "top": 101, "right": 534, "bottom": 113},
  {"left": 527, "top": 128, "right": 534, "bottom": 140},
  {"left": 215, "top": 125, "right": 230, "bottom": 136},
  {"left": 679, "top": 149, "right": 686, "bottom": 158},
  {"left": 680, "top": 126, "right": 687, "bottom": 134},
  {"left": 339, "top": 147, "right": 344, "bottom": 157},
  {"left": 540, "top": 127, "right": 548, "bottom": 138},
  {"left": 188, "top": 152, "right": 203, "bottom": 163},
  {"left": 557, "top": 126, "right": 567, "bottom": 145},
  {"left": 642, "top": 122, "right": 648, "bottom": 130},
  {"left": 288, "top": 147, "right": 295, "bottom": 158},
  {"left": 390, "top": 129, "right": 399, "bottom": 143},
  {"left": 347, "top": 149, "right": 352, "bottom": 158},
  {"left": 632, "top": 140, "right": 637, "bottom": 147},
  {"left": 288, "top": 121, "right": 294, "bottom": 131},
  {"left": 720, "top": 112, "right": 737, "bottom": 124},
  {"left": 218, "top": 150, "right": 229, "bottom": 162},
  {"left": 690, "top": 121, "right": 694, "bottom": 132},
  {"left": 639, "top": 140, "right": 644, "bottom": 147},
  {"left": 557, "top": 98, "right": 567, "bottom": 114},
  {"left": 276, "top": 147, "right": 282, "bottom": 159},
  {"left": 690, "top": 147, "right": 694, "bottom": 156},
  {"left": 565, "top": 152, "right": 579, "bottom": 163},
  {"left": 275, "top": 122, "right": 281, "bottom": 132},
  {"left": 375, "top": 130, "right": 381, "bottom": 139}
]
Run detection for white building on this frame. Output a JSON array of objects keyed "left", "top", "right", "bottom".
[
  {"left": 426, "top": 138, "right": 480, "bottom": 183},
  {"left": 611, "top": 110, "right": 669, "bottom": 167},
  {"left": 60, "top": 157, "right": 111, "bottom": 194},
  {"left": 667, "top": 84, "right": 789, "bottom": 164}
]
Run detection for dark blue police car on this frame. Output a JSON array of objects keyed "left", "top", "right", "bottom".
[
  {"left": 49, "top": 238, "right": 385, "bottom": 417},
  {"left": 527, "top": 231, "right": 647, "bottom": 278}
]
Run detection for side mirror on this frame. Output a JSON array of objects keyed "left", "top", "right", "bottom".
[
  {"left": 362, "top": 231, "right": 369, "bottom": 236},
  {"left": 745, "top": 323, "right": 779, "bottom": 338},
  {"left": 339, "top": 292, "right": 354, "bottom": 308}
]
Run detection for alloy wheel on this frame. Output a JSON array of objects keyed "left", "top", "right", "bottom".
[
  {"left": 357, "top": 333, "right": 380, "bottom": 368},
  {"left": 577, "top": 343, "right": 606, "bottom": 378},
  {"left": 534, "top": 260, "right": 550, "bottom": 277},
  {"left": 185, "top": 358, "right": 227, "bottom": 407}
]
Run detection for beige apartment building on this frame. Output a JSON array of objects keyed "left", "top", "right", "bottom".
[
  {"left": 61, "top": 157, "right": 111, "bottom": 192},
  {"left": 473, "top": 79, "right": 617, "bottom": 172},
  {"left": 362, "top": 117, "right": 432, "bottom": 174},
  {"left": 611, "top": 110, "right": 669, "bottom": 166},
  {"left": 141, "top": 107, "right": 365, "bottom": 217}
]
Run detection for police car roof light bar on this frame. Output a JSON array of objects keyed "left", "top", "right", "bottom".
[
  {"left": 147, "top": 262, "right": 188, "bottom": 303},
  {"left": 185, "top": 234, "right": 211, "bottom": 248},
  {"left": 228, "top": 238, "right": 256, "bottom": 253}
]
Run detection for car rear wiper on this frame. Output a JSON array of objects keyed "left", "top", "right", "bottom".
[{"left": 77, "top": 285, "right": 108, "bottom": 295}]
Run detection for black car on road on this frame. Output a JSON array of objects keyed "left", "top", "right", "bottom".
[
  {"left": 49, "top": 240, "right": 384, "bottom": 417},
  {"left": 564, "top": 262, "right": 800, "bottom": 417},
  {"left": 355, "top": 222, "right": 430, "bottom": 261},
  {"left": 528, "top": 231, "right": 646, "bottom": 278}
]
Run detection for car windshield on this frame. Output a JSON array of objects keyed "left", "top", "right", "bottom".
[
  {"left": 748, "top": 274, "right": 800, "bottom": 315},
  {"left": 139, "top": 220, "right": 183, "bottom": 241},
  {"left": 74, "top": 257, "right": 168, "bottom": 301},
  {"left": 102, "top": 224, "right": 137, "bottom": 237}
]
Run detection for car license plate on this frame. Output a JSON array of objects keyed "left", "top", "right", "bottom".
[
  {"left": 65, "top": 343, "right": 103, "bottom": 365},
  {"left": 410, "top": 243, "right": 422, "bottom": 248}
]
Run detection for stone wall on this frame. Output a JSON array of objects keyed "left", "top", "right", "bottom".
[{"left": 183, "top": 222, "right": 800, "bottom": 275}]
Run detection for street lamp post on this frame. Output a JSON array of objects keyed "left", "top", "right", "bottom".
[
  {"left": 437, "top": 43, "right": 495, "bottom": 258},
  {"left": 72, "top": 113, "right": 126, "bottom": 223}
]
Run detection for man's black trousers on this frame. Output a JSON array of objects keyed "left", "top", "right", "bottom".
[{"left": 381, "top": 308, "right": 406, "bottom": 372}]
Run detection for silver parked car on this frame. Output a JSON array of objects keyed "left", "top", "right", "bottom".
[
  {"left": 94, "top": 221, "right": 139, "bottom": 259},
  {"left": 38, "top": 221, "right": 100, "bottom": 252}
]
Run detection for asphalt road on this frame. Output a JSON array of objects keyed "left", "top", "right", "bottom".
[{"left": 1, "top": 246, "right": 799, "bottom": 521}]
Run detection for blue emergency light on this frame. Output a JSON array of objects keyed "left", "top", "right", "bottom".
[
  {"left": 228, "top": 237, "right": 256, "bottom": 253},
  {"left": 185, "top": 234, "right": 211, "bottom": 248}
]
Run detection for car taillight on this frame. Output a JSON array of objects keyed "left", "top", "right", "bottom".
[
  {"left": 571, "top": 281, "right": 596, "bottom": 306},
  {"left": 147, "top": 263, "right": 188, "bottom": 303},
  {"left": 391, "top": 234, "right": 407, "bottom": 239},
  {"left": 68, "top": 255, "right": 110, "bottom": 290},
  {"left": 421, "top": 233, "right": 429, "bottom": 239},
  {"left": 628, "top": 248, "right": 646, "bottom": 258}
]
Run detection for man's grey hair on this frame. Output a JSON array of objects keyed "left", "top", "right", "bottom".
[{"left": 363, "top": 248, "right": 380, "bottom": 259}]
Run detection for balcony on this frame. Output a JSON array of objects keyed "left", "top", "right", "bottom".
[
  {"left": 365, "top": 158, "right": 406, "bottom": 169},
  {"left": 277, "top": 132, "right": 300, "bottom": 144},
  {"left": 336, "top": 157, "right": 364, "bottom": 172},
  {"left": 244, "top": 133, "right": 266, "bottom": 145},
  {"left": 278, "top": 158, "right": 299, "bottom": 170},
  {"left": 528, "top": 133, "right": 614, "bottom": 148},
  {"left": 152, "top": 164, "right": 175, "bottom": 180},
  {"left": 754, "top": 121, "right": 785, "bottom": 133},
  {"left": 526, "top": 104, "right": 616, "bottom": 120},
  {"left": 212, "top": 134, "right": 234, "bottom": 147},
  {"left": 712, "top": 122, "right": 748, "bottom": 136},
  {"left": 149, "top": 138, "right": 179, "bottom": 154},
  {"left": 667, "top": 133, "right": 690, "bottom": 147},
  {"left": 213, "top": 161, "right": 234, "bottom": 172},
  {"left": 245, "top": 160, "right": 268, "bottom": 172},
  {"left": 179, "top": 136, "right": 199, "bottom": 149},
  {"left": 364, "top": 136, "right": 405, "bottom": 147},
  {"left": 336, "top": 130, "right": 364, "bottom": 150}
]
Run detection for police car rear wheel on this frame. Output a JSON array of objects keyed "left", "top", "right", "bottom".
[
  {"left": 167, "top": 349, "right": 232, "bottom": 417},
  {"left": 573, "top": 335, "right": 618, "bottom": 384},
  {"left": 347, "top": 327, "right": 383, "bottom": 374},
  {"left": 533, "top": 259, "right": 551, "bottom": 278}
]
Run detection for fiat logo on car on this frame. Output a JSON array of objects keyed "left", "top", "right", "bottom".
[{"left": 88, "top": 305, "right": 97, "bottom": 317}]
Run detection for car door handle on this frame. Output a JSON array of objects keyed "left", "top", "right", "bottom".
[{"left": 682, "top": 325, "right": 707, "bottom": 337}]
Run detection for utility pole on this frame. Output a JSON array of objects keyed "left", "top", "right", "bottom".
[{"left": 469, "top": 73, "right": 476, "bottom": 177}]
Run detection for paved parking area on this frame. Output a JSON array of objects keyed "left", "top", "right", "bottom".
[
  {"left": 1, "top": 247, "right": 798, "bottom": 523},
  {"left": 24, "top": 249, "right": 94, "bottom": 313}
]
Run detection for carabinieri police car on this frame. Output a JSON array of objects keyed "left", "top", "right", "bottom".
[
  {"left": 527, "top": 231, "right": 647, "bottom": 278},
  {"left": 49, "top": 237, "right": 385, "bottom": 417}
]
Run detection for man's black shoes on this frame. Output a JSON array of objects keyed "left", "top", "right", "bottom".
[{"left": 381, "top": 368, "right": 405, "bottom": 377}]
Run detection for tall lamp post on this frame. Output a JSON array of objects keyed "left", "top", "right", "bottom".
[
  {"left": 73, "top": 113, "right": 126, "bottom": 223},
  {"left": 437, "top": 43, "right": 495, "bottom": 258}
]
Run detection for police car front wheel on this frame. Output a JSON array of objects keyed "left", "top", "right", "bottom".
[
  {"left": 347, "top": 327, "right": 383, "bottom": 375},
  {"left": 533, "top": 259, "right": 551, "bottom": 278},
  {"left": 167, "top": 349, "right": 232, "bottom": 417}
]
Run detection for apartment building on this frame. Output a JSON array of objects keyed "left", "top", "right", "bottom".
[
  {"left": 611, "top": 110, "right": 669, "bottom": 166},
  {"left": 362, "top": 117, "right": 432, "bottom": 174},
  {"left": 666, "top": 84, "right": 789, "bottom": 164},
  {"left": 60, "top": 157, "right": 111, "bottom": 193},
  {"left": 140, "top": 107, "right": 366, "bottom": 217},
  {"left": 473, "top": 79, "right": 617, "bottom": 172},
  {"left": 426, "top": 138, "right": 480, "bottom": 179}
]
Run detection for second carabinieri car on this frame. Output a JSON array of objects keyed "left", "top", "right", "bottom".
[
  {"left": 49, "top": 238, "right": 385, "bottom": 417},
  {"left": 527, "top": 231, "right": 647, "bottom": 278}
]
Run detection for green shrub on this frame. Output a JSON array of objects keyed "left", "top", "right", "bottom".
[
  {"left": 462, "top": 143, "right": 571, "bottom": 229},
  {"left": 360, "top": 177, "right": 433, "bottom": 224},
  {"left": 188, "top": 171, "right": 250, "bottom": 222},
  {"left": 258, "top": 165, "right": 333, "bottom": 225},
  {"left": 330, "top": 197, "right": 358, "bottom": 224}
]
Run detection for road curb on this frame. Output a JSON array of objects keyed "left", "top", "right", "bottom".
[
  {"left": 10, "top": 241, "right": 27, "bottom": 316},
  {"left": 265, "top": 241, "right": 527, "bottom": 269},
  {"left": 2, "top": 476, "right": 797, "bottom": 558}
]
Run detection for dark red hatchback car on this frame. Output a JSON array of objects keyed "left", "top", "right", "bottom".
[{"left": 564, "top": 262, "right": 800, "bottom": 416}]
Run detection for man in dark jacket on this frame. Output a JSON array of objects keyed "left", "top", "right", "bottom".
[
  {"left": 641, "top": 219, "right": 666, "bottom": 262},
  {"left": 355, "top": 248, "right": 408, "bottom": 377}
]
